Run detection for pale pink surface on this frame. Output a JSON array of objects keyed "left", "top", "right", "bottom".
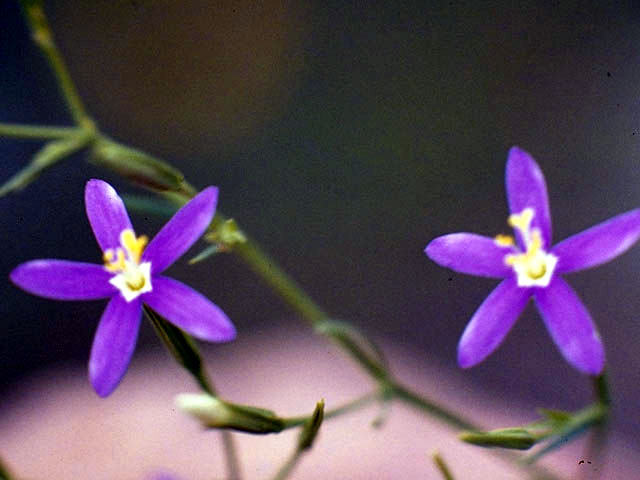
[{"left": 0, "top": 326, "right": 636, "bottom": 479}]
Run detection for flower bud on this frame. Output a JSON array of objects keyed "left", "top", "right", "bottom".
[
  {"left": 297, "top": 400, "right": 325, "bottom": 450},
  {"left": 90, "top": 138, "right": 186, "bottom": 192},
  {"left": 459, "top": 427, "right": 536, "bottom": 450},
  {"left": 176, "top": 393, "right": 285, "bottom": 434}
]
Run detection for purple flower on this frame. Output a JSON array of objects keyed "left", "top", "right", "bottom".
[
  {"left": 10, "top": 179, "right": 236, "bottom": 396},
  {"left": 425, "top": 147, "right": 640, "bottom": 374}
]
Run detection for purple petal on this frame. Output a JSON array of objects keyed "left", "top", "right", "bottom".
[
  {"left": 142, "top": 276, "right": 236, "bottom": 342},
  {"left": 505, "top": 147, "right": 552, "bottom": 248},
  {"left": 534, "top": 277, "right": 604, "bottom": 374},
  {"left": 458, "top": 277, "right": 531, "bottom": 368},
  {"left": 425, "top": 233, "right": 512, "bottom": 278},
  {"left": 85, "top": 179, "right": 133, "bottom": 252},
  {"left": 10, "top": 260, "right": 116, "bottom": 300},
  {"left": 89, "top": 295, "right": 142, "bottom": 397},
  {"left": 553, "top": 208, "right": 640, "bottom": 274},
  {"left": 143, "top": 187, "right": 218, "bottom": 274}
]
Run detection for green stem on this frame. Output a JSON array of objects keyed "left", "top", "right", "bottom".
[
  {"left": 523, "top": 403, "right": 607, "bottom": 465},
  {"left": 592, "top": 373, "right": 610, "bottom": 407},
  {"left": 281, "top": 391, "right": 380, "bottom": 429},
  {"left": 432, "top": 452, "right": 456, "bottom": 480},
  {"left": 0, "top": 123, "right": 80, "bottom": 140},
  {"left": 0, "top": 456, "right": 12, "bottom": 480},
  {"left": 579, "top": 374, "right": 610, "bottom": 479},
  {"left": 390, "top": 381, "right": 477, "bottom": 431},
  {"left": 142, "top": 306, "right": 243, "bottom": 479},
  {"left": 269, "top": 450, "right": 302, "bottom": 480},
  {"left": 19, "top": 1, "right": 93, "bottom": 127},
  {"left": 233, "top": 238, "right": 328, "bottom": 326}
]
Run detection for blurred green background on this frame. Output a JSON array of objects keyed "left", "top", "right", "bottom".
[{"left": 1, "top": 0, "right": 640, "bottom": 445}]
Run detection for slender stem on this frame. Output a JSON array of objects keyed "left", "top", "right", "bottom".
[
  {"left": 592, "top": 373, "right": 610, "bottom": 407},
  {"left": 282, "top": 391, "right": 380, "bottom": 429},
  {"left": 19, "top": 1, "right": 93, "bottom": 127},
  {"left": 0, "top": 123, "right": 80, "bottom": 140},
  {"left": 579, "top": 374, "right": 610, "bottom": 480},
  {"left": 0, "top": 456, "right": 13, "bottom": 480},
  {"left": 269, "top": 450, "right": 302, "bottom": 480},
  {"left": 432, "top": 451, "right": 456, "bottom": 480},
  {"left": 233, "top": 238, "right": 328, "bottom": 326},
  {"left": 390, "top": 381, "right": 478, "bottom": 431},
  {"left": 196, "top": 370, "right": 243, "bottom": 480},
  {"left": 143, "top": 306, "right": 243, "bottom": 480}
]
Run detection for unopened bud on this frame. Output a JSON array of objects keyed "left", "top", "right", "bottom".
[
  {"left": 297, "top": 400, "right": 325, "bottom": 450},
  {"left": 90, "top": 138, "right": 185, "bottom": 192},
  {"left": 459, "top": 427, "right": 536, "bottom": 450},
  {"left": 176, "top": 393, "right": 285, "bottom": 434}
]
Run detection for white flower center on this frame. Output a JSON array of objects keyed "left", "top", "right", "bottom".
[
  {"left": 494, "top": 208, "right": 557, "bottom": 288},
  {"left": 104, "top": 229, "right": 152, "bottom": 302}
]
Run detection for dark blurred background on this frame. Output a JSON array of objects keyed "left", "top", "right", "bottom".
[{"left": 1, "top": 0, "right": 640, "bottom": 444}]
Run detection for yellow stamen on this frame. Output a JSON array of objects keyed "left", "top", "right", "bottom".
[
  {"left": 494, "top": 234, "right": 515, "bottom": 247},
  {"left": 508, "top": 207, "right": 534, "bottom": 233},
  {"left": 120, "top": 230, "right": 148, "bottom": 264},
  {"left": 103, "top": 248, "right": 126, "bottom": 272},
  {"left": 525, "top": 230, "right": 542, "bottom": 258}
]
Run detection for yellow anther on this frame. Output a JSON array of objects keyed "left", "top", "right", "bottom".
[
  {"left": 120, "top": 229, "right": 148, "bottom": 264},
  {"left": 104, "top": 248, "right": 126, "bottom": 272},
  {"left": 508, "top": 207, "right": 534, "bottom": 233},
  {"left": 494, "top": 234, "right": 515, "bottom": 247}
]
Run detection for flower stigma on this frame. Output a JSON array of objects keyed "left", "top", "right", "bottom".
[
  {"left": 104, "top": 229, "right": 152, "bottom": 301},
  {"left": 495, "top": 208, "right": 557, "bottom": 288}
]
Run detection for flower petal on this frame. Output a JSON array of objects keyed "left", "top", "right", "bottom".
[
  {"left": 85, "top": 179, "right": 133, "bottom": 252},
  {"left": 534, "top": 277, "right": 604, "bottom": 374},
  {"left": 142, "top": 276, "right": 236, "bottom": 342},
  {"left": 143, "top": 187, "right": 218, "bottom": 274},
  {"left": 425, "top": 233, "right": 512, "bottom": 278},
  {"left": 505, "top": 147, "right": 552, "bottom": 248},
  {"left": 552, "top": 208, "right": 640, "bottom": 274},
  {"left": 458, "top": 277, "right": 531, "bottom": 368},
  {"left": 89, "top": 295, "right": 142, "bottom": 397},
  {"left": 10, "top": 260, "right": 116, "bottom": 300}
]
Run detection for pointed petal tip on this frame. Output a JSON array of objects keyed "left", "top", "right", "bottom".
[
  {"left": 142, "top": 277, "right": 237, "bottom": 343},
  {"left": 85, "top": 178, "right": 118, "bottom": 201},
  {"left": 457, "top": 350, "right": 477, "bottom": 369},
  {"left": 91, "top": 378, "right": 115, "bottom": 398},
  {"left": 142, "top": 186, "right": 219, "bottom": 273}
]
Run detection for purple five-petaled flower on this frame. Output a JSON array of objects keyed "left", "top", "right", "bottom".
[
  {"left": 10, "top": 179, "right": 236, "bottom": 396},
  {"left": 425, "top": 147, "right": 640, "bottom": 375}
]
